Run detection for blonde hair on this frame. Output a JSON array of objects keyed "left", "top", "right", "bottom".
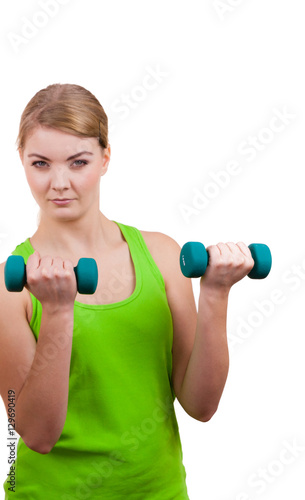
[{"left": 16, "top": 83, "right": 109, "bottom": 153}]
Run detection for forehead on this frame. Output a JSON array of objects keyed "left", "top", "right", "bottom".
[{"left": 24, "top": 126, "right": 98, "bottom": 158}]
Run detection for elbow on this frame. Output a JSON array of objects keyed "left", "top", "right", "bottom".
[
  {"left": 36, "top": 443, "right": 54, "bottom": 454},
  {"left": 27, "top": 440, "right": 53, "bottom": 455},
  {"left": 185, "top": 406, "right": 218, "bottom": 422},
  {"left": 16, "top": 419, "right": 62, "bottom": 455},
  {"left": 198, "top": 405, "right": 218, "bottom": 423},
  {"left": 180, "top": 399, "right": 219, "bottom": 423},
  {"left": 22, "top": 435, "right": 54, "bottom": 455},
  {"left": 199, "top": 412, "right": 215, "bottom": 423}
]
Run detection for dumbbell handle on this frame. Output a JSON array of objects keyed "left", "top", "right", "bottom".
[
  {"left": 4, "top": 255, "right": 98, "bottom": 294},
  {"left": 180, "top": 242, "right": 272, "bottom": 279}
]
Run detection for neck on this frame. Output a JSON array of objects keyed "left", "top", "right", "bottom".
[{"left": 30, "top": 209, "right": 116, "bottom": 260}]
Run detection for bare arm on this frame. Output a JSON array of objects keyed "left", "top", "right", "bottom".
[
  {"left": 142, "top": 232, "right": 254, "bottom": 422},
  {"left": 0, "top": 251, "right": 77, "bottom": 454},
  {"left": 15, "top": 305, "right": 74, "bottom": 454},
  {"left": 177, "top": 284, "right": 230, "bottom": 421},
  {"left": 175, "top": 242, "right": 255, "bottom": 421}
]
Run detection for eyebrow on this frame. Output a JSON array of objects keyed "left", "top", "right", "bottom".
[{"left": 27, "top": 151, "right": 94, "bottom": 161}]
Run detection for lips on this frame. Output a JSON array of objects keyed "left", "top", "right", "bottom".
[{"left": 51, "top": 199, "right": 74, "bottom": 205}]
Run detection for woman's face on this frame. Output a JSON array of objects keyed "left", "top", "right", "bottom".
[{"left": 20, "top": 126, "right": 111, "bottom": 222}]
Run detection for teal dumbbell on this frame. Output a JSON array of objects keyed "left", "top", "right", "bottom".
[
  {"left": 4, "top": 255, "right": 98, "bottom": 294},
  {"left": 180, "top": 242, "right": 272, "bottom": 279}
]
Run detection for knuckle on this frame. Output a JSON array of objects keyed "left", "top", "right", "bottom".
[
  {"left": 236, "top": 255, "right": 245, "bottom": 266},
  {"left": 26, "top": 271, "right": 37, "bottom": 284},
  {"left": 53, "top": 266, "right": 60, "bottom": 277},
  {"left": 214, "top": 258, "right": 225, "bottom": 269},
  {"left": 227, "top": 257, "right": 234, "bottom": 267},
  {"left": 41, "top": 266, "right": 50, "bottom": 278}
]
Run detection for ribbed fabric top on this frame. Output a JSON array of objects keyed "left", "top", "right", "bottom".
[{"left": 3, "top": 221, "right": 189, "bottom": 499}]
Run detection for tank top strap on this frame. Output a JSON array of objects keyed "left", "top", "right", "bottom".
[
  {"left": 114, "top": 221, "right": 166, "bottom": 293},
  {"left": 11, "top": 238, "right": 34, "bottom": 264}
]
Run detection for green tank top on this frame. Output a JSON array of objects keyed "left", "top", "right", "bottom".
[{"left": 3, "top": 221, "right": 189, "bottom": 499}]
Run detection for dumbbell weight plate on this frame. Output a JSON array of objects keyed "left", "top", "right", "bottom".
[
  {"left": 248, "top": 243, "right": 272, "bottom": 279},
  {"left": 74, "top": 258, "right": 98, "bottom": 295},
  {"left": 4, "top": 255, "right": 26, "bottom": 292},
  {"left": 180, "top": 242, "right": 208, "bottom": 278}
]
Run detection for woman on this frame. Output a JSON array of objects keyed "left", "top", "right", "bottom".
[{"left": 0, "top": 83, "right": 254, "bottom": 499}]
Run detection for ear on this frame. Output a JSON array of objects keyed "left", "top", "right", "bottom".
[{"left": 101, "top": 143, "right": 111, "bottom": 177}]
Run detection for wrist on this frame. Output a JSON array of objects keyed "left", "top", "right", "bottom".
[
  {"left": 41, "top": 302, "right": 75, "bottom": 317},
  {"left": 199, "top": 280, "right": 231, "bottom": 301}
]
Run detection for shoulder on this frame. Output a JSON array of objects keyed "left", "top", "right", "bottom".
[
  {"left": 139, "top": 230, "right": 181, "bottom": 254},
  {"left": 0, "top": 261, "right": 32, "bottom": 324},
  {"left": 139, "top": 230, "right": 182, "bottom": 288}
]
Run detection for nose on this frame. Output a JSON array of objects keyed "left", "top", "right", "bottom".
[{"left": 50, "top": 166, "right": 71, "bottom": 192}]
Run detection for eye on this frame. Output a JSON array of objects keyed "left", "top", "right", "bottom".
[
  {"left": 73, "top": 160, "right": 88, "bottom": 167},
  {"left": 32, "top": 161, "right": 48, "bottom": 168}
]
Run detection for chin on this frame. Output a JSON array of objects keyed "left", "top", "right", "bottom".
[{"left": 49, "top": 210, "right": 80, "bottom": 222}]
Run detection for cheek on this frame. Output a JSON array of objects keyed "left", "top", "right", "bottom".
[
  {"left": 80, "top": 171, "right": 101, "bottom": 192},
  {"left": 25, "top": 170, "right": 48, "bottom": 195}
]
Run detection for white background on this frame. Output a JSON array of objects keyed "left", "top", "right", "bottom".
[{"left": 1, "top": 1, "right": 305, "bottom": 499}]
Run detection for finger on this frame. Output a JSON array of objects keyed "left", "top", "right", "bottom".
[
  {"left": 205, "top": 243, "right": 231, "bottom": 268},
  {"left": 225, "top": 242, "right": 249, "bottom": 269},
  {"left": 52, "top": 257, "right": 65, "bottom": 277},
  {"left": 52, "top": 257, "right": 64, "bottom": 268},
  {"left": 39, "top": 256, "right": 53, "bottom": 277},
  {"left": 222, "top": 242, "right": 239, "bottom": 255},
  {"left": 26, "top": 250, "right": 41, "bottom": 271},
  {"left": 206, "top": 243, "right": 231, "bottom": 256},
  {"left": 24, "top": 251, "right": 41, "bottom": 291},
  {"left": 226, "top": 242, "right": 247, "bottom": 259},
  {"left": 205, "top": 244, "right": 221, "bottom": 263},
  {"left": 216, "top": 242, "right": 234, "bottom": 260},
  {"left": 236, "top": 241, "right": 255, "bottom": 271},
  {"left": 236, "top": 241, "right": 252, "bottom": 259},
  {"left": 62, "top": 259, "right": 74, "bottom": 277},
  {"left": 63, "top": 259, "right": 74, "bottom": 272}
]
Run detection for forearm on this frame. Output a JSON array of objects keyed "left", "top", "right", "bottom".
[
  {"left": 178, "top": 283, "right": 230, "bottom": 422},
  {"left": 15, "top": 306, "right": 74, "bottom": 453}
]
